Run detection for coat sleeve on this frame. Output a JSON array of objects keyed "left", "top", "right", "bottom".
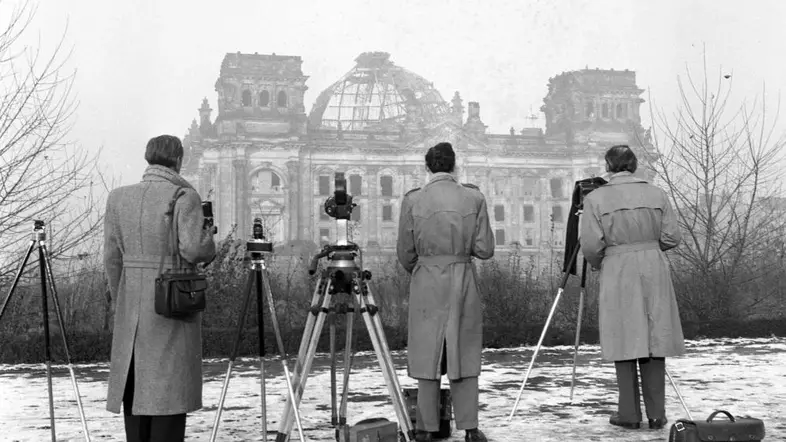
[
  {"left": 103, "top": 191, "right": 123, "bottom": 300},
  {"left": 579, "top": 196, "right": 606, "bottom": 269},
  {"left": 472, "top": 196, "right": 495, "bottom": 260},
  {"left": 659, "top": 193, "right": 682, "bottom": 251},
  {"left": 396, "top": 193, "right": 418, "bottom": 273},
  {"left": 176, "top": 188, "right": 216, "bottom": 264}
]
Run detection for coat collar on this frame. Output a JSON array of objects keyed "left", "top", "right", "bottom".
[
  {"left": 607, "top": 171, "right": 648, "bottom": 186},
  {"left": 426, "top": 172, "right": 457, "bottom": 186},
  {"left": 142, "top": 165, "right": 195, "bottom": 190}
]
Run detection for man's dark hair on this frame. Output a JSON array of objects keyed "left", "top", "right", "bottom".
[
  {"left": 425, "top": 142, "right": 456, "bottom": 174},
  {"left": 605, "top": 144, "right": 638, "bottom": 173},
  {"left": 145, "top": 135, "right": 184, "bottom": 169}
]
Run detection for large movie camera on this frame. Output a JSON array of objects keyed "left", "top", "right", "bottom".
[{"left": 309, "top": 172, "right": 360, "bottom": 276}]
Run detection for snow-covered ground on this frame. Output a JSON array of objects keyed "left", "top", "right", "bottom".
[{"left": 1, "top": 337, "right": 784, "bottom": 441}]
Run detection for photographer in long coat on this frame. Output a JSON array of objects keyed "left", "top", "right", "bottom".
[
  {"left": 580, "top": 145, "right": 685, "bottom": 431},
  {"left": 103, "top": 135, "right": 216, "bottom": 441},
  {"left": 397, "top": 142, "right": 495, "bottom": 442}
]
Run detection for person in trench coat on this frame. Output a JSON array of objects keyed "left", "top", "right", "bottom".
[
  {"left": 579, "top": 145, "right": 685, "bottom": 431},
  {"left": 103, "top": 135, "right": 216, "bottom": 441},
  {"left": 397, "top": 142, "right": 495, "bottom": 442}
]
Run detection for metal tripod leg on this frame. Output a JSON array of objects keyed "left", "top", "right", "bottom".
[
  {"left": 337, "top": 303, "right": 355, "bottom": 434},
  {"left": 260, "top": 270, "right": 305, "bottom": 441},
  {"left": 360, "top": 284, "right": 413, "bottom": 438},
  {"left": 569, "top": 258, "right": 588, "bottom": 403},
  {"left": 508, "top": 244, "right": 582, "bottom": 421},
  {"left": 0, "top": 240, "right": 35, "bottom": 321},
  {"left": 279, "top": 278, "right": 326, "bottom": 434},
  {"left": 41, "top": 244, "right": 91, "bottom": 441},
  {"left": 210, "top": 269, "right": 256, "bottom": 442},
  {"left": 666, "top": 367, "right": 693, "bottom": 420},
  {"left": 277, "top": 279, "right": 334, "bottom": 441},
  {"left": 354, "top": 290, "right": 413, "bottom": 441}
]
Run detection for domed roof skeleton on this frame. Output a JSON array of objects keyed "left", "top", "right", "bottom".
[{"left": 308, "top": 52, "right": 451, "bottom": 131}]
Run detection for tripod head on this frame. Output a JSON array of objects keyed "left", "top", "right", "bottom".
[
  {"left": 309, "top": 172, "right": 362, "bottom": 276},
  {"left": 32, "top": 220, "right": 46, "bottom": 242},
  {"left": 247, "top": 217, "right": 273, "bottom": 266}
]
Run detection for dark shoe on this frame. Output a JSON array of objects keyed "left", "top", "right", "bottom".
[
  {"left": 609, "top": 413, "right": 641, "bottom": 429},
  {"left": 414, "top": 430, "right": 433, "bottom": 442},
  {"left": 465, "top": 428, "right": 487, "bottom": 442},
  {"left": 649, "top": 418, "right": 668, "bottom": 429}
]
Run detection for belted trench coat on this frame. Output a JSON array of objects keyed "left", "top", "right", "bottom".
[
  {"left": 579, "top": 172, "right": 685, "bottom": 362},
  {"left": 397, "top": 173, "right": 495, "bottom": 380},
  {"left": 103, "top": 165, "right": 216, "bottom": 415}
]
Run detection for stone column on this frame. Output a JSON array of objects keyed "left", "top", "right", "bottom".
[
  {"left": 371, "top": 166, "right": 384, "bottom": 244},
  {"left": 233, "top": 159, "right": 248, "bottom": 236},
  {"left": 286, "top": 160, "right": 300, "bottom": 241}
]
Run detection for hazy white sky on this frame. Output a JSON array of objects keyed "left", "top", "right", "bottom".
[{"left": 11, "top": 0, "right": 786, "bottom": 185}]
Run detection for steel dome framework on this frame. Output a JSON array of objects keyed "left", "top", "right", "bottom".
[{"left": 308, "top": 52, "right": 451, "bottom": 131}]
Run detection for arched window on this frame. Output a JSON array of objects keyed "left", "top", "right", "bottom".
[
  {"left": 277, "top": 90, "right": 287, "bottom": 107},
  {"left": 259, "top": 90, "right": 270, "bottom": 107},
  {"left": 250, "top": 170, "right": 282, "bottom": 193},
  {"left": 601, "top": 103, "right": 609, "bottom": 118},
  {"left": 242, "top": 90, "right": 252, "bottom": 107},
  {"left": 349, "top": 174, "right": 362, "bottom": 195},
  {"left": 380, "top": 175, "right": 393, "bottom": 197},
  {"left": 585, "top": 101, "right": 594, "bottom": 119}
]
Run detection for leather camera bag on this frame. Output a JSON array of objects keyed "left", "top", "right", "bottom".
[
  {"left": 154, "top": 187, "right": 208, "bottom": 318},
  {"left": 668, "top": 410, "right": 765, "bottom": 442}
]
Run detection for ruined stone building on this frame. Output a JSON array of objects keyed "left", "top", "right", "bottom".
[{"left": 181, "top": 51, "right": 652, "bottom": 265}]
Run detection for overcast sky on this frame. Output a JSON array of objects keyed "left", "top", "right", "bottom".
[{"left": 11, "top": 0, "right": 786, "bottom": 185}]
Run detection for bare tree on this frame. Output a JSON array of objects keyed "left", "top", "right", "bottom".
[
  {"left": 642, "top": 49, "right": 786, "bottom": 320},
  {"left": 0, "top": 0, "right": 106, "bottom": 281}
]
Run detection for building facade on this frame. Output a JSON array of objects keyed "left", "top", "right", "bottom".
[{"left": 181, "top": 51, "right": 652, "bottom": 264}]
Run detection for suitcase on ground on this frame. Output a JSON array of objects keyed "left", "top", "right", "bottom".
[
  {"left": 342, "top": 417, "right": 399, "bottom": 442},
  {"left": 669, "top": 410, "right": 765, "bottom": 441},
  {"left": 402, "top": 388, "right": 452, "bottom": 439}
]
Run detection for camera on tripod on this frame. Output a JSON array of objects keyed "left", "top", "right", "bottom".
[
  {"left": 324, "top": 172, "right": 356, "bottom": 221},
  {"left": 247, "top": 217, "right": 273, "bottom": 255}
]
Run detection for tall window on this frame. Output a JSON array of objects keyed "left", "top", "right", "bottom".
[
  {"left": 495, "top": 229, "right": 506, "bottom": 246},
  {"left": 349, "top": 175, "right": 362, "bottom": 195},
  {"left": 524, "top": 229, "right": 534, "bottom": 246},
  {"left": 259, "top": 90, "right": 270, "bottom": 107},
  {"left": 550, "top": 178, "right": 563, "bottom": 198},
  {"left": 494, "top": 205, "right": 505, "bottom": 222},
  {"left": 382, "top": 204, "right": 393, "bottom": 221},
  {"left": 318, "top": 175, "right": 330, "bottom": 196},
  {"left": 522, "top": 205, "right": 534, "bottom": 222},
  {"left": 617, "top": 103, "right": 627, "bottom": 118},
  {"left": 319, "top": 228, "right": 330, "bottom": 244},
  {"left": 494, "top": 178, "right": 505, "bottom": 195},
  {"left": 242, "top": 90, "right": 252, "bottom": 107},
  {"left": 521, "top": 178, "right": 537, "bottom": 196},
  {"left": 551, "top": 205, "right": 564, "bottom": 223},
  {"left": 602, "top": 103, "right": 609, "bottom": 118},
  {"left": 585, "top": 101, "right": 594, "bottom": 119},
  {"left": 351, "top": 208, "right": 361, "bottom": 222},
  {"left": 380, "top": 175, "right": 393, "bottom": 197},
  {"left": 277, "top": 90, "right": 287, "bottom": 107}
]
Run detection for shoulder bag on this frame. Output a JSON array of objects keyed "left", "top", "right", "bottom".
[{"left": 154, "top": 187, "right": 208, "bottom": 318}]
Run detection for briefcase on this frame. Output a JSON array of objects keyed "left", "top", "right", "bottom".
[
  {"left": 402, "top": 388, "right": 452, "bottom": 439},
  {"left": 340, "top": 418, "right": 398, "bottom": 442},
  {"left": 669, "top": 410, "right": 765, "bottom": 441}
]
